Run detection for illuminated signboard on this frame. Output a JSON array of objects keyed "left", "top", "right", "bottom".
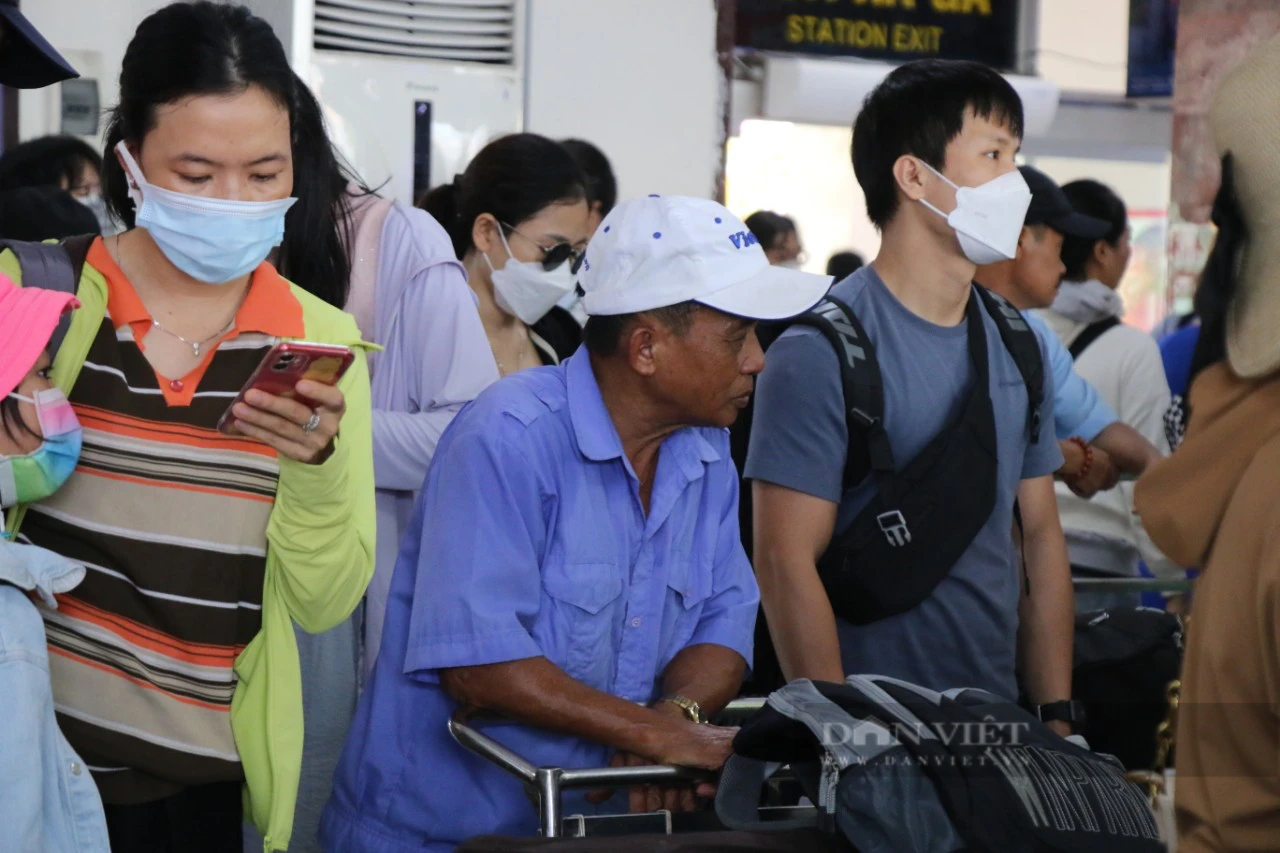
[{"left": 737, "top": 0, "right": 1020, "bottom": 71}]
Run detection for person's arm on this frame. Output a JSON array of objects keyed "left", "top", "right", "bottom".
[
  {"left": 744, "top": 331, "right": 853, "bottom": 685},
  {"left": 440, "top": 658, "right": 735, "bottom": 771},
  {"left": 1015, "top": 335, "right": 1072, "bottom": 731},
  {"left": 1056, "top": 439, "right": 1118, "bottom": 498},
  {"left": 658, "top": 644, "right": 747, "bottom": 718},
  {"left": 1023, "top": 314, "right": 1124, "bottom": 491},
  {"left": 265, "top": 341, "right": 376, "bottom": 632},
  {"left": 610, "top": 646, "right": 744, "bottom": 814},
  {"left": 1092, "top": 421, "right": 1162, "bottom": 477},
  {"left": 753, "top": 482, "right": 844, "bottom": 683},
  {"left": 1027, "top": 312, "right": 1118, "bottom": 449},
  {"left": 372, "top": 260, "right": 498, "bottom": 492},
  {"left": 1016, "top": 475, "right": 1074, "bottom": 732}
]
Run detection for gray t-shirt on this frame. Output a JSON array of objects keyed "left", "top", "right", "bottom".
[{"left": 745, "top": 265, "right": 1062, "bottom": 700}]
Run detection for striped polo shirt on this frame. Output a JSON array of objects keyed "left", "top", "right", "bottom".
[{"left": 21, "top": 238, "right": 305, "bottom": 804}]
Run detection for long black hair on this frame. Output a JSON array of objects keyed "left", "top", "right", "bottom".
[
  {"left": 1189, "top": 153, "right": 1247, "bottom": 383},
  {"left": 103, "top": 2, "right": 356, "bottom": 306},
  {"left": 418, "top": 133, "right": 586, "bottom": 260},
  {"left": 560, "top": 138, "right": 617, "bottom": 216}
]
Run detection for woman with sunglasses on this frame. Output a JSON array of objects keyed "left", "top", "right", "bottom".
[{"left": 420, "top": 133, "right": 592, "bottom": 374}]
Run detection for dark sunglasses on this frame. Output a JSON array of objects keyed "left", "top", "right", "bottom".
[{"left": 502, "top": 222, "right": 586, "bottom": 275}]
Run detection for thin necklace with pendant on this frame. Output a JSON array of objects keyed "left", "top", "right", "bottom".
[
  {"left": 491, "top": 334, "right": 535, "bottom": 376},
  {"left": 149, "top": 316, "right": 236, "bottom": 357},
  {"left": 117, "top": 234, "right": 238, "bottom": 357},
  {"left": 491, "top": 344, "right": 512, "bottom": 376}
]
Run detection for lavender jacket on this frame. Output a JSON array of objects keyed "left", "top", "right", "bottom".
[{"left": 362, "top": 203, "right": 498, "bottom": 677}]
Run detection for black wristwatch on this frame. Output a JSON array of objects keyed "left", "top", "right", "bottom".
[{"left": 1036, "top": 700, "right": 1087, "bottom": 731}]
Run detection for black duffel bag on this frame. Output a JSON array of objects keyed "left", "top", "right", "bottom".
[
  {"left": 718, "top": 676, "right": 1164, "bottom": 853},
  {"left": 1073, "top": 607, "right": 1183, "bottom": 771}
]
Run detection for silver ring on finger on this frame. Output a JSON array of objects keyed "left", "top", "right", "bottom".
[{"left": 301, "top": 411, "right": 322, "bottom": 433}]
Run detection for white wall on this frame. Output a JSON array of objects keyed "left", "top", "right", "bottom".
[
  {"left": 725, "top": 120, "right": 879, "bottom": 276},
  {"left": 1035, "top": 0, "right": 1130, "bottom": 96},
  {"left": 17, "top": 0, "right": 165, "bottom": 144},
  {"left": 523, "top": 0, "right": 722, "bottom": 202}
]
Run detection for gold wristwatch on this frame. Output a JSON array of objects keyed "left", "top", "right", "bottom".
[{"left": 657, "top": 695, "right": 704, "bottom": 724}]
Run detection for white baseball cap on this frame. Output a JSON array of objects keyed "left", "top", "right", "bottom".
[{"left": 579, "top": 195, "right": 832, "bottom": 319}]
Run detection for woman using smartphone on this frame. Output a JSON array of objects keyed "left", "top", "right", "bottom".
[
  {"left": 251, "top": 77, "right": 498, "bottom": 853},
  {"left": 1, "top": 3, "right": 375, "bottom": 851}
]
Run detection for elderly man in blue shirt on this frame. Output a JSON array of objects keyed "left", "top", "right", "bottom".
[{"left": 320, "top": 195, "right": 831, "bottom": 853}]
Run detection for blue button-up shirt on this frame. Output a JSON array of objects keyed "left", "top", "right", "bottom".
[
  {"left": 1025, "top": 311, "right": 1118, "bottom": 442},
  {"left": 321, "top": 349, "right": 758, "bottom": 853}
]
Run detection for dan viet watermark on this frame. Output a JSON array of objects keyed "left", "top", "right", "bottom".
[{"left": 819, "top": 719, "right": 1033, "bottom": 749}]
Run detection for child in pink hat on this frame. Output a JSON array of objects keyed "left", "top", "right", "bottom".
[{"left": 0, "top": 272, "right": 110, "bottom": 853}]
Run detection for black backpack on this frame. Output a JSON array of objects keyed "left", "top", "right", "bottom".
[
  {"left": 718, "top": 677, "right": 1164, "bottom": 853},
  {"left": 732, "top": 285, "right": 1043, "bottom": 646},
  {"left": 1072, "top": 608, "right": 1183, "bottom": 771},
  {"left": 0, "top": 236, "right": 95, "bottom": 357}
]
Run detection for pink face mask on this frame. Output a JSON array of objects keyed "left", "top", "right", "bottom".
[{"left": 0, "top": 387, "right": 83, "bottom": 510}]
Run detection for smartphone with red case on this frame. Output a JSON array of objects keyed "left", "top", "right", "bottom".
[{"left": 216, "top": 341, "right": 355, "bottom": 435}]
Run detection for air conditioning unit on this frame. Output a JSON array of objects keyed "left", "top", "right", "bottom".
[
  {"left": 243, "top": 0, "right": 526, "bottom": 205},
  {"left": 760, "top": 55, "right": 1061, "bottom": 138}
]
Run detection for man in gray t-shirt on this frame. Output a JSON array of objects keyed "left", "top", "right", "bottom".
[
  {"left": 746, "top": 265, "right": 1060, "bottom": 699},
  {"left": 747, "top": 59, "right": 1075, "bottom": 727}
]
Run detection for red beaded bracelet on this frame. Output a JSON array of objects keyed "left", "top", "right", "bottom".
[{"left": 1066, "top": 436, "right": 1093, "bottom": 485}]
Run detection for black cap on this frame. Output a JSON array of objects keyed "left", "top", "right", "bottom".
[
  {"left": 1019, "top": 165, "right": 1110, "bottom": 240},
  {"left": 0, "top": 0, "right": 78, "bottom": 89}
]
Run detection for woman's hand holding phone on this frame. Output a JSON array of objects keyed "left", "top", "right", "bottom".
[{"left": 230, "top": 380, "right": 346, "bottom": 464}]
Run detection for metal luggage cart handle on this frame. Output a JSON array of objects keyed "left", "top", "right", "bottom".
[{"left": 447, "top": 698, "right": 767, "bottom": 838}]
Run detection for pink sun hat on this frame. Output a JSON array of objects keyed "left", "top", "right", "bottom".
[{"left": 0, "top": 273, "right": 79, "bottom": 398}]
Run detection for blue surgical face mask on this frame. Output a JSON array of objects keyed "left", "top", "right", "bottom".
[{"left": 116, "top": 141, "right": 297, "bottom": 285}]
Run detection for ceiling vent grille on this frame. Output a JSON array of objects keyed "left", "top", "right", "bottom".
[{"left": 314, "top": 0, "right": 516, "bottom": 65}]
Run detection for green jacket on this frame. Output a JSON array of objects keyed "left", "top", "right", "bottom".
[{"left": 3, "top": 253, "right": 376, "bottom": 852}]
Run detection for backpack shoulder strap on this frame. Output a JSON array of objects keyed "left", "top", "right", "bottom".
[
  {"left": 60, "top": 234, "right": 95, "bottom": 278},
  {"left": 785, "top": 294, "right": 895, "bottom": 487},
  {"left": 0, "top": 236, "right": 94, "bottom": 359},
  {"left": 974, "top": 286, "right": 1044, "bottom": 443},
  {"left": 1068, "top": 316, "right": 1122, "bottom": 360}
]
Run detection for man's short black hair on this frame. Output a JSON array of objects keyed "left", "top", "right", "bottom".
[
  {"left": 852, "top": 59, "right": 1025, "bottom": 230},
  {"left": 583, "top": 302, "right": 700, "bottom": 357},
  {"left": 561, "top": 138, "right": 618, "bottom": 216},
  {"left": 1059, "top": 179, "right": 1128, "bottom": 282}
]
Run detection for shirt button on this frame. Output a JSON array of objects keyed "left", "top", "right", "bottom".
[
  {"left": 70, "top": 762, "right": 82, "bottom": 776},
  {"left": 169, "top": 379, "right": 184, "bottom": 392},
  {"left": 630, "top": 617, "right": 642, "bottom": 628}
]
